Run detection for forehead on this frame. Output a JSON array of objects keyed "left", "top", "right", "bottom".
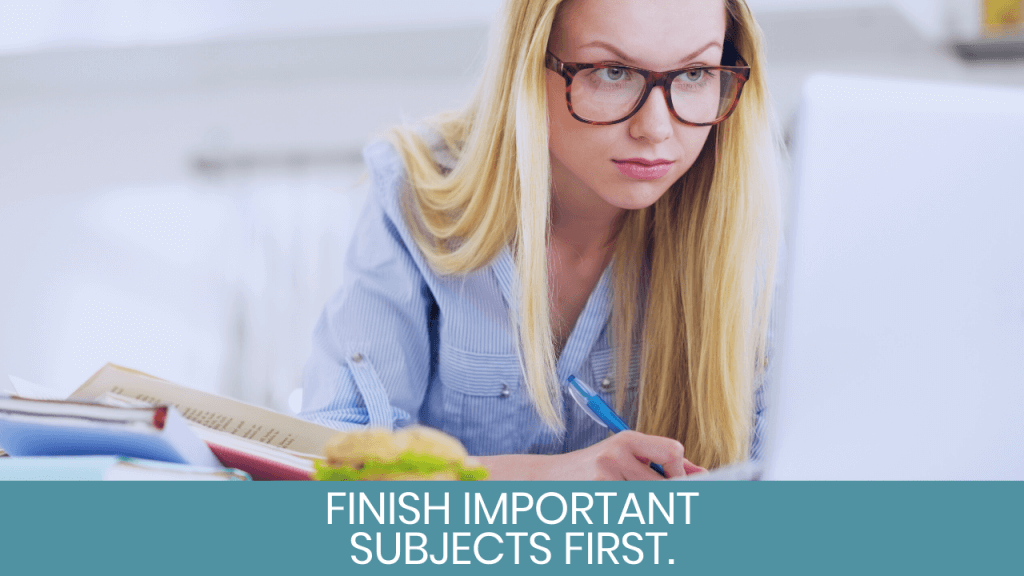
[{"left": 551, "top": 0, "right": 728, "bottom": 67}]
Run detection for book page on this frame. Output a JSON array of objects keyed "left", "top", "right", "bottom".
[{"left": 70, "top": 364, "right": 337, "bottom": 456}]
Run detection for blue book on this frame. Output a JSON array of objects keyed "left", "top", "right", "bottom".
[
  {"left": 0, "top": 395, "right": 221, "bottom": 468},
  {"left": 0, "top": 455, "right": 250, "bottom": 481}
]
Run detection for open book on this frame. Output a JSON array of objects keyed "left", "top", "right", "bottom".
[{"left": 11, "top": 364, "right": 340, "bottom": 480}]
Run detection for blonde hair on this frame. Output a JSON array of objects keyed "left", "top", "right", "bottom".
[{"left": 388, "top": 0, "right": 780, "bottom": 469}]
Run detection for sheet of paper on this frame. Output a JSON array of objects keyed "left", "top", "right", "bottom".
[{"left": 7, "top": 376, "right": 65, "bottom": 400}]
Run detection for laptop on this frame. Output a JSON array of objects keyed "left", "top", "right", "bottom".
[{"left": 756, "top": 74, "right": 1024, "bottom": 480}]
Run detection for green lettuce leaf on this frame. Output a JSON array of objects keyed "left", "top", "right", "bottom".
[{"left": 312, "top": 449, "right": 488, "bottom": 481}]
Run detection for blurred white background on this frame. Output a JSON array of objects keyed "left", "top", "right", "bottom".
[{"left": 1, "top": 0, "right": 1021, "bottom": 413}]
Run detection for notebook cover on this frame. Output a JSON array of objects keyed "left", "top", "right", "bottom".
[{"left": 207, "top": 442, "right": 313, "bottom": 481}]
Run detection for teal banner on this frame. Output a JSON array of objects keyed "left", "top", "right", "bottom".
[{"left": 1, "top": 482, "right": 1020, "bottom": 574}]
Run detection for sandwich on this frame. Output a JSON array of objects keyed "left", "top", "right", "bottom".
[{"left": 312, "top": 425, "right": 488, "bottom": 481}]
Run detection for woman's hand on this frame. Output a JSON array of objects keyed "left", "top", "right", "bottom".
[
  {"left": 478, "top": 431, "right": 707, "bottom": 480},
  {"left": 544, "top": 431, "right": 705, "bottom": 480}
]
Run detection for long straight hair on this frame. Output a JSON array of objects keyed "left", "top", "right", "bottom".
[{"left": 388, "top": 0, "right": 780, "bottom": 468}]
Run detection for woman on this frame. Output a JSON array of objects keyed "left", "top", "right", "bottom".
[{"left": 300, "top": 0, "right": 780, "bottom": 480}]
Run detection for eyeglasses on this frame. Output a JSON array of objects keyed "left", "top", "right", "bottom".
[{"left": 544, "top": 51, "right": 751, "bottom": 126}]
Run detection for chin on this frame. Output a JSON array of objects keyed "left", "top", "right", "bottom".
[
  {"left": 610, "top": 199, "right": 657, "bottom": 211},
  {"left": 601, "top": 185, "right": 671, "bottom": 211}
]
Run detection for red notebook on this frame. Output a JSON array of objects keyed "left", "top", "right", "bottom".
[{"left": 207, "top": 442, "right": 313, "bottom": 481}]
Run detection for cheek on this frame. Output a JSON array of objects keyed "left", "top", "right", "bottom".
[
  {"left": 546, "top": 80, "right": 575, "bottom": 149},
  {"left": 546, "top": 82, "right": 594, "bottom": 167},
  {"left": 678, "top": 126, "right": 714, "bottom": 171}
]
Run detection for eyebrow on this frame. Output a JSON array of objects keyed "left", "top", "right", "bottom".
[{"left": 577, "top": 39, "right": 723, "bottom": 67}]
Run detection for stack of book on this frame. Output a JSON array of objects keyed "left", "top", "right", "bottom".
[
  {"left": 0, "top": 455, "right": 252, "bottom": 481},
  {"left": 0, "top": 364, "right": 339, "bottom": 481}
]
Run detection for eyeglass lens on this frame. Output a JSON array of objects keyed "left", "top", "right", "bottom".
[{"left": 570, "top": 67, "right": 741, "bottom": 124}]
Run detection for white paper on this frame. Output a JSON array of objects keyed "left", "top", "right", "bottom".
[{"left": 7, "top": 375, "right": 65, "bottom": 400}]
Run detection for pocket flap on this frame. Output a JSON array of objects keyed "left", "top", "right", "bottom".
[{"left": 438, "top": 345, "right": 521, "bottom": 397}]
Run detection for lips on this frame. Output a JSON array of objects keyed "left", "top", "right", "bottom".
[{"left": 613, "top": 158, "right": 674, "bottom": 181}]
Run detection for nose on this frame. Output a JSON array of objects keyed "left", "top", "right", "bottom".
[{"left": 628, "top": 86, "right": 673, "bottom": 143}]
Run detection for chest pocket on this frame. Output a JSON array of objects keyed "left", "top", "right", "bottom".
[{"left": 437, "top": 344, "right": 533, "bottom": 456}]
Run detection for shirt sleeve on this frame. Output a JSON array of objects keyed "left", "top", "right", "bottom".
[
  {"left": 298, "top": 142, "right": 434, "bottom": 431},
  {"left": 749, "top": 372, "right": 768, "bottom": 461}
]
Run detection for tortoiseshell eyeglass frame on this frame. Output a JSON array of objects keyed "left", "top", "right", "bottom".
[{"left": 544, "top": 51, "right": 751, "bottom": 127}]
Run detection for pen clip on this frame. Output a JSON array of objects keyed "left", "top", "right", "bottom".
[{"left": 566, "top": 375, "right": 608, "bottom": 429}]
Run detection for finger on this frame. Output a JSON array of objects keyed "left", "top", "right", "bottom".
[
  {"left": 683, "top": 459, "right": 707, "bottom": 475},
  {"left": 622, "top": 451, "right": 669, "bottom": 481},
  {"left": 633, "top": 455, "right": 673, "bottom": 479},
  {"left": 593, "top": 442, "right": 663, "bottom": 480},
  {"left": 615, "top": 431, "right": 687, "bottom": 479}
]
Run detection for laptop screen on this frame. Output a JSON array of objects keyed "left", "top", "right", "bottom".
[{"left": 762, "top": 75, "right": 1024, "bottom": 480}]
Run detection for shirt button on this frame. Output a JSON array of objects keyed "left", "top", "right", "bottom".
[
  {"left": 600, "top": 377, "right": 613, "bottom": 392},
  {"left": 351, "top": 353, "right": 364, "bottom": 363},
  {"left": 500, "top": 383, "right": 510, "bottom": 398}
]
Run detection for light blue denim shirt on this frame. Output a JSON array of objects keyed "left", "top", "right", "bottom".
[{"left": 299, "top": 139, "right": 767, "bottom": 459}]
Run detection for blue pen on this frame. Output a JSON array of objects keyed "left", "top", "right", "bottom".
[{"left": 566, "top": 375, "right": 667, "bottom": 477}]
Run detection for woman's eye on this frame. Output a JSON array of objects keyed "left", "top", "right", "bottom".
[
  {"left": 598, "top": 67, "right": 629, "bottom": 82},
  {"left": 682, "top": 70, "right": 704, "bottom": 82}
]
